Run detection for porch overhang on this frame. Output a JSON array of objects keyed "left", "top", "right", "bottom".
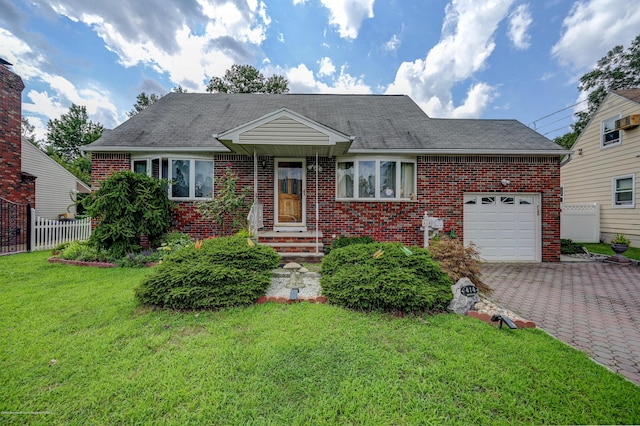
[{"left": 215, "top": 108, "right": 353, "bottom": 157}]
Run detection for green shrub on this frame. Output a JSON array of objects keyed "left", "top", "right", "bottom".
[
  {"left": 155, "top": 231, "right": 194, "bottom": 253},
  {"left": 83, "top": 171, "right": 173, "bottom": 258},
  {"left": 325, "top": 235, "right": 376, "bottom": 254},
  {"left": 561, "top": 238, "right": 585, "bottom": 255},
  {"left": 320, "top": 242, "right": 452, "bottom": 313},
  {"left": 116, "top": 250, "right": 165, "bottom": 268},
  {"left": 57, "top": 240, "right": 112, "bottom": 262},
  {"left": 135, "top": 235, "right": 280, "bottom": 310}
]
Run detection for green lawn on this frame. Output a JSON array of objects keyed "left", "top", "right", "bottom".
[
  {"left": 581, "top": 242, "right": 640, "bottom": 261},
  {"left": 1, "top": 251, "right": 639, "bottom": 425}
]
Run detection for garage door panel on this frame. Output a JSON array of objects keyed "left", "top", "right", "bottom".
[{"left": 464, "top": 193, "right": 539, "bottom": 262}]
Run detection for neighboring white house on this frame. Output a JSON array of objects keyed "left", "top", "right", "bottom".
[
  {"left": 21, "top": 139, "right": 92, "bottom": 219},
  {"left": 561, "top": 89, "right": 640, "bottom": 246}
]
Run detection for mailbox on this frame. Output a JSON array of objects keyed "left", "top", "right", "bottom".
[{"left": 422, "top": 212, "right": 444, "bottom": 247}]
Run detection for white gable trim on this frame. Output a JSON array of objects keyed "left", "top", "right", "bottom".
[{"left": 216, "top": 108, "right": 353, "bottom": 146}]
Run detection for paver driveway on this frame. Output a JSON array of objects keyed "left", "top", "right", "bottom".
[{"left": 481, "top": 261, "right": 640, "bottom": 386}]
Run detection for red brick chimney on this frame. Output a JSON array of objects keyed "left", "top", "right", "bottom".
[{"left": 0, "top": 59, "right": 36, "bottom": 205}]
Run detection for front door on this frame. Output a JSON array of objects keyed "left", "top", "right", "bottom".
[{"left": 275, "top": 159, "right": 306, "bottom": 230}]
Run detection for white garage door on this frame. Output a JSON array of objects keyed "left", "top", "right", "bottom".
[{"left": 463, "top": 194, "right": 540, "bottom": 262}]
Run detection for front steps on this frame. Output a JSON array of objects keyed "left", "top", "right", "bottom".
[{"left": 257, "top": 231, "right": 324, "bottom": 263}]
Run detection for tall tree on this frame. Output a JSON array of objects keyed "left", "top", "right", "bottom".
[
  {"left": 554, "top": 35, "right": 640, "bottom": 149},
  {"left": 127, "top": 92, "right": 161, "bottom": 117},
  {"left": 206, "top": 64, "right": 289, "bottom": 94},
  {"left": 46, "top": 104, "right": 103, "bottom": 162}
]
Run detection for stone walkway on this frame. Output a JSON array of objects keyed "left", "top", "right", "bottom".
[{"left": 481, "top": 261, "right": 640, "bottom": 386}]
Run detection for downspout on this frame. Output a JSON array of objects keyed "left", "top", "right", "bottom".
[
  {"left": 315, "top": 151, "right": 319, "bottom": 254},
  {"left": 253, "top": 148, "right": 258, "bottom": 204},
  {"left": 559, "top": 151, "right": 574, "bottom": 166}
]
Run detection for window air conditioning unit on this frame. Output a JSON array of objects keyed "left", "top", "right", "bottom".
[{"left": 615, "top": 114, "right": 640, "bottom": 130}]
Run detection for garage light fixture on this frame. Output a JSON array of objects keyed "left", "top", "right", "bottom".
[{"left": 501, "top": 179, "right": 510, "bottom": 187}]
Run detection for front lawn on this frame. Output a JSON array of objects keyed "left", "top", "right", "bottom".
[
  {"left": 1, "top": 251, "right": 639, "bottom": 425},
  {"left": 581, "top": 242, "right": 640, "bottom": 261}
]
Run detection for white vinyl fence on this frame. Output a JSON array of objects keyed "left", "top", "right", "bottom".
[
  {"left": 31, "top": 211, "right": 92, "bottom": 251},
  {"left": 560, "top": 203, "right": 600, "bottom": 243}
]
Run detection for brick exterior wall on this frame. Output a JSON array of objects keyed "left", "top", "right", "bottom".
[
  {"left": 0, "top": 63, "right": 35, "bottom": 206},
  {"left": 91, "top": 153, "right": 561, "bottom": 261}
]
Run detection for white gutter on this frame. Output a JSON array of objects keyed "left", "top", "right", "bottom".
[
  {"left": 81, "top": 146, "right": 231, "bottom": 153},
  {"left": 345, "top": 148, "right": 571, "bottom": 156}
]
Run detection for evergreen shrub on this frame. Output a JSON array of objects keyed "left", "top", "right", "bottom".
[
  {"left": 320, "top": 242, "right": 452, "bottom": 313},
  {"left": 135, "top": 235, "right": 280, "bottom": 310},
  {"left": 325, "top": 235, "right": 376, "bottom": 254}
]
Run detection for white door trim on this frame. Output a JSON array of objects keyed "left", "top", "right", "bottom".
[{"left": 273, "top": 157, "right": 307, "bottom": 231}]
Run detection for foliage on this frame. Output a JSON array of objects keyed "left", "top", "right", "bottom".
[
  {"left": 560, "top": 238, "right": 585, "bottom": 255},
  {"left": 84, "top": 171, "right": 173, "bottom": 258},
  {"left": 21, "top": 116, "right": 38, "bottom": 146},
  {"left": 325, "top": 235, "right": 376, "bottom": 254},
  {"left": 56, "top": 240, "right": 112, "bottom": 262},
  {"left": 555, "top": 35, "right": 640, "bottom": 148},
  {"left": 116, "top": 250, "right": 165, "bottom": 268},
  {"left": 135, "top": 235, "right": 280, "bottom": 309},
  {"left": 320, "top": 242, "right": 452, "bottom": 313},
  {"left": 197, "top": 164, "right": 253, "bottom": 233},
  {"left": 206, "top": 64, "right": 289, "bottom": 94},
  {"left": 610, "top": 233, "right": 631, "bottom": 246},
  {"left": 46, "top": 103, "right": 103, "bottom": 162},
  {"left": 127, "top": 92, "right": 161, "bottom": 117},
  {"left": 43, "top": 147, "right": 92, "bottom": 186},
  {"left": 3, "top": 252, "right": 640, "bottom": 425},
  {"left": 156, "top": 231, "right": 194, "bottom": 252},
  {"left": 428, "top": 238, "right": 490, "bottom": 294}
]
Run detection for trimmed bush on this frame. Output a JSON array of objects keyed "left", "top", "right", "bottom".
[
  {"left": 320, "top": 242, "right": 452, "bottom": 313},
  {"left": 135, "top": 235, "right": 280, "bottom": 310},
  {"left": 427, "top": 238, "right": 490, "bottom": 294},
  {"left": 325, "top": 235, "right": 376, "bottom": 254},
  {"left": 561, "top": 238, "right": 585, "bottom": 255}
]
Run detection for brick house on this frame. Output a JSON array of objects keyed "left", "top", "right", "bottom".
[
  {"left": 0, "top": 59, "right": 36, "bottom": 206},
  {"left": 83, "top": 93, "right": 567, "bottom": 262}
]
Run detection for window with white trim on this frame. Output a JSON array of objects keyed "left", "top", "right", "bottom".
[
  {"left": 602, "top": 115, "right": 621, "bottom": 148},
  {"left": 132, "top": 156, "right": 214, "bottom": 200},
  {"left": 612, "top": 174, "right": 635, "bottom": 208},
  {"left": 336, "top": 158, "right": 416, "bottom": 200}
]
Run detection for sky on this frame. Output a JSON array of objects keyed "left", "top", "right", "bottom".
[{"left": 2, "top": 0, "right": 640, "bottom": 142}]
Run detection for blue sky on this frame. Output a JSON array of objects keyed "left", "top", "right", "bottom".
[{"left": 2, "top": 0, "right": 640, "bottom": 142}]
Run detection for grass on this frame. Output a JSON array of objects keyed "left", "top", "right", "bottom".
[
  {"left": 1, "top": 251, "right": 639, "bottom": 425},
  {"left": 581, "top": 242, "right": 640, "bottom": 261}
]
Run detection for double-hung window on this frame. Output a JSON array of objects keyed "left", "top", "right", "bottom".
[
  {"left": 336, "top": 157, "right": 416, "bottom": 200},
  {"left": 612, "top": 174, "right": 635, "bottom": 208},
  {"left": 602, "top": 115, "right": 621, "bottom": 148},
  {"left": 132, "top": 156, "right": 214, "bottom": 200}
]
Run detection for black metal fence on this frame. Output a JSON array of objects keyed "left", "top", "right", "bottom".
[{"left": 0, "top": 197, "right": 31, "bottom": 254}]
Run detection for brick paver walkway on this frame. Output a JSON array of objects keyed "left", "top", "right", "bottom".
[{"left": 481, "top": 262, "right": 640, "bottom": 386}]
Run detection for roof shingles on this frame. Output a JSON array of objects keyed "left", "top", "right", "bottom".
[{"left": 85, "top": 93, "right": 566, "bottom": 154}]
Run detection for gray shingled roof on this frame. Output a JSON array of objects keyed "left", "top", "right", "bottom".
[
  {"left": 84, "top": 93, "right": 566, "bottom": 155},
  {"left": 613, "top": 88, "right": 640, "bottom": 104}
]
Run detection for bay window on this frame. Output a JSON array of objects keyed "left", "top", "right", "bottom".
[
  {"left": 336, "top": 157, "right": 416, "bottom": 200},
  {"left": 132, "top": 156, "right": 214, "bottom": 200}
]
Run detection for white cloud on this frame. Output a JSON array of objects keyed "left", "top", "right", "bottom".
[
  {"left": 508, "top": 4, "right": 532, "bottom": 50},
  {"left": 318, "top": 57, "right": 336, "bottom": 77},
  {"left": 383, "top": 34, "right": 401, "bottom": 52},
  {"left": 319, "top": 0, "right": 375, "bottom": 39},
  {"left": 0, "top": 28, "right": 118, "bottom": 140},
  {"left": 286, "top": 63, "right": 372, "bottom": 94},
  {"left": 385, "top": 0, "right": 513, "bottom": 117},
  {"left": 47, "top": 0, "right": 271, "bottom": 91},
  {"left": 552, "top": 0, "right": 640, "bottom": 69}
]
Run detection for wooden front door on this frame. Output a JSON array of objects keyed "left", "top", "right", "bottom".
[{"left": 276, "top": 160, "right": 305, "bottom": 227}]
